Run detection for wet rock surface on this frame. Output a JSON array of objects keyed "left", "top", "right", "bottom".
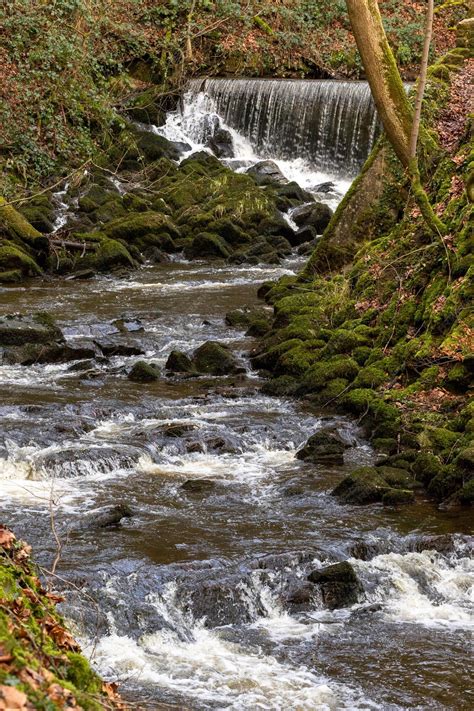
[
  {"left": 307, "top": 561, "right": 362, "bottom": 609},
  {"left": 296, "top": 429, "right": 349, "bottom": 465}
]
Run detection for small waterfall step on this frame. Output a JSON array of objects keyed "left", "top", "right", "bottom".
[{"left": 188, "top": 78, "right": 380, "bottom": 175}]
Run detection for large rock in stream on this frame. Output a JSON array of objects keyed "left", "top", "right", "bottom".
[
  {"left": 0, "top": 313, "right": 75, "bottom": 365},
  {"left": 247, "top": 160, "right": 287, "bottom": 185},
  {"left": 291, "top": 202, "right": 333, "bottom": 233},
  {"left": 296, "top": 429, "right": 349, "bottom": 465},
  {"left": 165, "top": 341, "right": 241, "bottom": 376},
  {"left": 307, "top": 561, "right": 362, "bottom": 609}
]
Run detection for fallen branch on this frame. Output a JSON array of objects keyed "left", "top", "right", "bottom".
[{"left": 49, "top": 238, "right": 96, "bottom": 252}]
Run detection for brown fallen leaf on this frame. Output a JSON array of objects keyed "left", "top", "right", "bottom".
[
  {"left": 45, "top": 592, "right": 65, "bottom": 604},
  {"left": 0, "top": 528, "right": 16, "bottom": 549},
  {"left": 42, "top": 618, "right": 80, "bottom": 652},
  {"left": 0, "top": 685, "right": 28, "bottom": 710}
]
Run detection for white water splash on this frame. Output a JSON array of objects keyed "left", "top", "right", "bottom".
[{"left": 354, "top": 549, "right": 474, "bottom": 629}]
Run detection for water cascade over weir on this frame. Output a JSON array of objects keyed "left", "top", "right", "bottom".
[{"left": 186, "top": 78, "right": 380, "bottom": 176}]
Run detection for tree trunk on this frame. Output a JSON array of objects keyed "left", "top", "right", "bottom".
[
  {"left": 346, "top": 0, "right": 446, "bottom": 234},
  {"left": 346, "top": 0, "right": 413, "bottom": 166},
  {"left": 409, "top": 0, "right": 434, "bottom": 159},
  {"left": 185, "top": 0, "right": 198, "bottom": 62}
]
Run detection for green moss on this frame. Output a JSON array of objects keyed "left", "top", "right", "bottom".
[
  {"left": 0, "top": 536, "right": 116, "bottom": 709},
  {"left": 420, "top": 426, "right": 461, "bottom": 452},
  {"left": 0, "top": 244, "right": 42, "bottom": 276},
  {"left": 371, "top": 437, "right": 399, "bottom": 454},
  {"left": 332, "top": 466, "right": 390, "bottom": 505},
  {"left": 261, "top": 375, "right": 300, "bottom": 396},
  {"left": 427, "top": 464, "right": 464, "bottom": 501},
  {"left": 105, "top": 211, "right": 180, "bottom": 242},
  {"left": 0, "top": 269, "right": 22, "bottom": 283},
  {"left": 315, "top": 377, "right": 350, "bottom": 402},
  {"left": 65, "top": 653, "right": 102, "bottom": 694},
  {"left": 353, "top": 365, "right": 387, "bottom": 388},
  {"left": 0, "top": 197, "right": 43, "bottom": 246},
  {"left": 184, "top": 232, "right": 231, "bottom": 260},
  {"left": 382, "top": 488, "right": 415, "bottom": 505},
  {"left": 458, "top": 478, "right": 474, "bottom": 505},
  {"left": 302, "top": 355, "right": 359, "bottom": 391},
  {"left": 275, "top": 341, "right": 322, "bottom": 376}
]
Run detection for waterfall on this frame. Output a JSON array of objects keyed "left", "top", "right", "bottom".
[{"left": 187, "top": 78, "right": 380, "bottom": 176}]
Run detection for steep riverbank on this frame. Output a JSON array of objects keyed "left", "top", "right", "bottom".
[
  {"left": 0, "top": 527, "right": 124, "bottom": 710},
  {"left": 251, "top": 48, "right": 473, "bottom": 507}
]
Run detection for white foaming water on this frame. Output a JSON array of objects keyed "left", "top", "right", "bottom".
[
  {"left": 157, "top": 89, "right": 350, "bottom": 203},
  {"left": 89, "top": 627, "right": 349, "bottom": 710},
  {"left": 354, "top": 549, "right": 474, "bottom": 629},
  {"left": 87, "top": 580, "right": 376, "bottom": 711}
]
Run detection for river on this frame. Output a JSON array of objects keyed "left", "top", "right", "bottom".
[{"left": 0, "top": 81, "right": 472, "bottom": 710}]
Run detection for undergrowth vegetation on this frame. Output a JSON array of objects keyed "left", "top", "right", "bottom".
[
  {"left": 255, "top": 52, "right": 473, "bottom": 506},
  {"left": 0, "top": 0, "right": 465, "bottom": 196}
]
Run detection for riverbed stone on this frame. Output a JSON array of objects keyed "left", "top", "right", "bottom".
[
  {"left": 127, "top": 360, "right": 160, "bottom": 382},
  {"left": 292, "top": 202, "right": 333, "bottom": 233},
  {"left": 166, "top": 350, "right": 195, "bottom": 373},
  {"left": 0, "top": 313, "right": 63, "bottom": 347},
  {"left": 181, "top": 479, "right": 216, "bottom": 494},
  {"left": 206, "top": 127, "right": 234, "bottom": 158},
  {"left": 296, "top": 429, "right": 348, "bottom": 465},
  {"left": 274, "top": 182, "right": 315, "bottom": 207},
  {"left": 193, "top": 341, "right": 239, "bottom": 375},
  {"left": 247, "top": 160, "right": 287, "bottom": 186},
  {"left": 307, "top": 561, "right": 362, "bottom": 609}
]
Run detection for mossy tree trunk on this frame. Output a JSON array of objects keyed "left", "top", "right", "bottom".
[
  {"left": 185, "top": 0, "right": 198, "bottom": 61},
  {"left": 346, "top": 0, "right": 446, "bottom": 234}
]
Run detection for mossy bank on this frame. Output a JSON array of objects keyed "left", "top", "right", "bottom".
[
  {"left": 251, "top": 47, "right": 473, "bottom": 509},
  {"left": 0, "top": 526, "right": 124, "bottom": 710}
]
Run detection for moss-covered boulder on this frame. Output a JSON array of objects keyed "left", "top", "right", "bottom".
[
  {"left": 333, "top": 464, "right": 416, "bottom": 506},
  {"left": 0, "top": 243, "right": 42, "bottom": 279},
  {"left": 128, "top": 360, "right": 160, "bottom": 382},
  {"left": 165, "top": 350, "right": 195, "bottom": 373},
  {"left": 296, "top": 429, "right": 348, "bottom": 465},
  {"left": 225, "top": 307, "right": 272, "bottom": 335},
  {"left": 75, "top": 235, "right": 136, "bottom": 272},
  {"left": 105, "top": 211, "right": 180, "bottom": 252},
  {"left": 332, "top": 466, "right": 391, "bottom": 504},
  {"left": 193, "top": 341, "right": 240, "bottom": 375},
  {"left": 184, "top": 232, "right": 231, "bottom": 260},
  {"left": 0, "top": 199, "right": 48, "bottom": 279}
]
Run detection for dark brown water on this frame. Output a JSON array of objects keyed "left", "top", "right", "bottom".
[{"left": 0, "top": 256, "right": 472, "bottom": 711}]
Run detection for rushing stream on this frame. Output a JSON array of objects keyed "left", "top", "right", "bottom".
[{"left": 1, "top": 80, "right": 473, "bottom": 710}]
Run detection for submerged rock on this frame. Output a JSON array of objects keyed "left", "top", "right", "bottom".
[
  {"left": 307, "top": 561, "right": 362, "bottom": 609},
  {"left": 181, "top": 479, "right": 217, "bottom": 494},
  {"left": 127, "top": 360, "right": 160, "bottom": 382}
]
